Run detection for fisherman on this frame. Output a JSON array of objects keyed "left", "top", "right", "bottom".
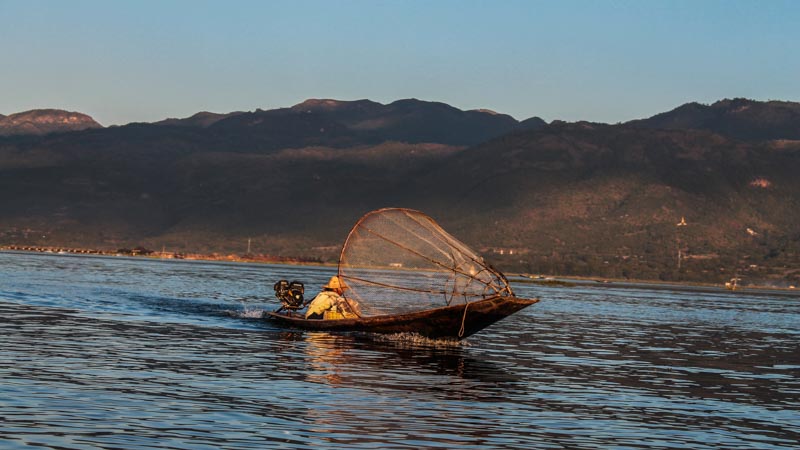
[{"left": 305, "top": 275, "right": 360, "bottom": 320}]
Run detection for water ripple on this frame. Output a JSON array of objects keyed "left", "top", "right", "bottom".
[{"left": 1, "top": 252, "right": 799, "bottom": 449}]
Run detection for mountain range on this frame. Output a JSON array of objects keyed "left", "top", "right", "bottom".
[
  {"left": 0, "top": 109, "right": 102, "bottom": 136},
  {"left": 1, "top": 98, "right": 798, "bottom": 285}
]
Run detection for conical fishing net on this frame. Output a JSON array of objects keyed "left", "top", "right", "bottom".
[{"left": 338, "top": 208, "right": 513, "bottom": 317}]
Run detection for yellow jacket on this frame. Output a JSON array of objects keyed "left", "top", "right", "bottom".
[{"left": 305, "top": 291, "right": 359, "bottom": 319}]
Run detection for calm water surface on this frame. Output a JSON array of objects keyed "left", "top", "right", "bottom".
[{"left": 1, "top": 251, "right": 798, "bottom": 449}]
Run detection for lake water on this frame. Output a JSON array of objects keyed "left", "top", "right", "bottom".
[{"left": 1, "top": 251, "right": 798, "bottom": 449}]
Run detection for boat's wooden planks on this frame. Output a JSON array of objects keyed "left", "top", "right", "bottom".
[{"left": 265, "top": 295, "right": 538, "bottom": 339}]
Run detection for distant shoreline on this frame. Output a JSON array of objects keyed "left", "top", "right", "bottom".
[
  {"left": 3, "top": 246, "right": 797, "bottom": 295},
  {"left": 509, "top": 274, "right": 799, "bottom": 296},
  {"left": 0, "top": 245, "right": 330, "bottom": 266}
]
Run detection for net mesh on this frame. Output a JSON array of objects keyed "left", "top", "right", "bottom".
[{"left": 338, "top": 208, "right": 513, "bottom": 316}]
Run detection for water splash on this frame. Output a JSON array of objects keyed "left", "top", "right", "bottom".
[
  {"left": 225, "top": 302, "right": 266, "bottom": 319},
  {"left": 370, "top": 331, "right": 469, "bottom": 348}
]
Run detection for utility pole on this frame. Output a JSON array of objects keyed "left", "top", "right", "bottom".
[{"left": 676, "top": 216, "right": 687, "bottom": 271}]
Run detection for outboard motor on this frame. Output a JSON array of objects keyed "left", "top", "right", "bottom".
[{"left": 274, "top": 280, "right": 305, "bottom": 312}]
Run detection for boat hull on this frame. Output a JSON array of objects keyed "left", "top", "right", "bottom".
[{"left": 265, "top": 295, "right": 538, "bottom": 339}]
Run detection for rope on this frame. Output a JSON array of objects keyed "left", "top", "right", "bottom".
[{"left": 458, "top": 301, "right": 471, "bottom": 338}]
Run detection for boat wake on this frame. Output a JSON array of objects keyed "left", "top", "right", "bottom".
[
  {"left": 226, "top": 303, "right": 266, "bottom": 319},
  {"left": 370, "top": 331, "right": 469, "bottom": 348}
]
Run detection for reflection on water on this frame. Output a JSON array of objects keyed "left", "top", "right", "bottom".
[{"left": 1, "top": 252, "right": 799, "bottom": 449}]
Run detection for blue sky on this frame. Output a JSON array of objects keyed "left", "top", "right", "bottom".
[{"left": 1, "top": 0, "right": 798, "bottom": 125}]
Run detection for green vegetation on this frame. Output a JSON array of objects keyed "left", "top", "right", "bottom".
[{"left": 1, "top": 98, "right": 799, "bottom": 285}]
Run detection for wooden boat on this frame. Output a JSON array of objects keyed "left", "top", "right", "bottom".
[
  {"left": 267, "top": 295, "right": 538, "bottom": 340},
  {"left": 265, "top": 208, "right": 539, "bottom": 339}
]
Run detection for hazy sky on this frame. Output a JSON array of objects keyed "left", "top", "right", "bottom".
[{"left": 1, "top": 0, "right": 798, "bottom": 125}]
